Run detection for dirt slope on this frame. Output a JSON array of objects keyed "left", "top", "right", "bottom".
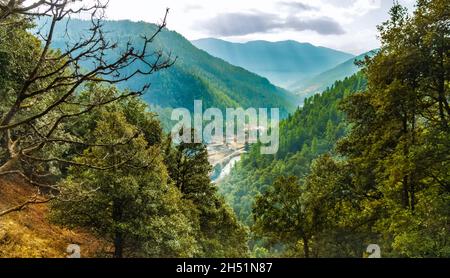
[{"left": 0, "top": 178, "right": 107, "bottom": 258}]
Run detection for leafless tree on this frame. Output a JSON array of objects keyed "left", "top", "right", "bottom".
[
  {"left": 0, "top": 0, "right": 101, "bottom": 20},
  {"left": 0, "top": 0, "right": 174, "bottom": 215}
]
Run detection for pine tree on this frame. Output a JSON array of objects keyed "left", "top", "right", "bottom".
[
  {"left": 164, "top": 133, "right": 249, "bottom": 257},
  {"left": 336, "top": 0, "right": 450, "bottom": 257},
  {"left": 52, "top": 104, "right": 198, "bottom": 258}
]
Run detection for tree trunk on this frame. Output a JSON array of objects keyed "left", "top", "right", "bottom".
[
  {"left": 401, "top": 115, "right": 411, "bottom": 210},
  {"left": 0, "top": 98, "right": 21, "bottom": 129},
  {"left": 0, "top": 157, "right": 19, "bottom": 174},
  {"left": 114, "top": 231, "right": 124, "bottom": 258},
  {"left": 437, "top": 43, "right": 450, "bottom": 128},
  {"left": 410, "top": 178, "right": 415, "bottom": 212},
  {"left": 303, "top": 237, "right": 310, "bottom": 259},
  {"left": 402, "top": 176, "right": 410, "bottom": 209},
  {"left": 112, "top": 199, "right": 124, "bottom": 258}
]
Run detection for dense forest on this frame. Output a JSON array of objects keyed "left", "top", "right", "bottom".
[
  {"left": 291, "top": 50, "right": 377, "bottom": 98},
  {"left": 222, "top": 0, "right": 449, "bottom": 258},
  {"left": 220, "top": 73, "right": 367, "bottom": 226},
  {"left": 45, "top": 19, "right": 297, "bottom": 117},
  {"left": 0, "top": 2, "right": 248, "bottom": 257}
]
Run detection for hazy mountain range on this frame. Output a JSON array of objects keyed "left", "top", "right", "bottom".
[
  {"left": 44, "top": 20, "right": 297, "bottom": 117},
  {"left": 42, "top": 19, "right": 374, "bottom": 118},
  {"left": 290, "top": 50, "right": 378, "bottom": 97}
]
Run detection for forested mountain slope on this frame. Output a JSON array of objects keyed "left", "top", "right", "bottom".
[
  {"left": 292, "top": 50, "right": 378, "bottom": 98},
  {"left": 46, "top": 20, "right": 297, "bottom": 116},
  {"left": 222, "top": 1, "right": 449, "bottom": 259},
  {"left": 220, "top": 73, "right": 367, "bottom": 224}
]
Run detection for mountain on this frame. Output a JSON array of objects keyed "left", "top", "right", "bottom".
[
  {"left": 292, "top": 50, "right": 378, "bottom": 99},
  {"left": 44, "top": 20, "right": 297, "bottom": 118},
  {"left": 220, "top": 72, "right": 367, "bottom": 224},
  {"left": 192, "top": 38, "right": 354, "bottom": 89}
]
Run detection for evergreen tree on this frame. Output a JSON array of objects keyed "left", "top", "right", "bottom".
[
  {"left": 337, "top": 0, "right": 450, "bottom": 256},
  {"left": 164, "top": 134, "right": 249, "bottom": 257},
  {"left": 52, "top": 104, "right": 198, "bottom": 258},
  {"left": 253, "top": 177, "right": 312, "bottom": 257}
]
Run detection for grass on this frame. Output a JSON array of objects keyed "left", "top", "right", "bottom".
[{"left": 0, "top": 177, "right": 108, "bottom": 258}]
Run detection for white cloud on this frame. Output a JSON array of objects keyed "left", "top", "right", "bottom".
[{"left": 101, "top": 0, "right": 416, "bottom": 54}]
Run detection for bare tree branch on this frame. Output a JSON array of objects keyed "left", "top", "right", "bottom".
[
  {"left": 0, "top": 194, "right": 55, "bottom": 217},
  {"left": 0, "top": 2, "right": 173, "bottom": 192},
  {"left": 0, "top": 3, "right": 175, "bottom": 223}
]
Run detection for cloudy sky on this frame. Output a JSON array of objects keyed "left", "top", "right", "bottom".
[{"left": 104, "top": 0, "right": 416, "bottom": 54}]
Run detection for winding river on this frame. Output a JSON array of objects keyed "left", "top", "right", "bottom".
[{"left": 215, "top": 156, "right": 241, "bottom": 182}]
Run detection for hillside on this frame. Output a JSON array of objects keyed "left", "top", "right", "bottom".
[
  {"left": 44, "top": 20, "right": 297, "bottom": 117},
  {"left": 292, "top": 50, "right": 378, "bottom": 99},
  {"left": 0, "top": 178, "right": 107, "bottom": 258},
  {"left": 192, "top": 38, "right": 354, "bottom": 89},
  {"left": 219, "top": 73, "right": 367, "bottom": 224}
]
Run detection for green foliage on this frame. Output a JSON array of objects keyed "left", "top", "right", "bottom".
[
  {"left": 253, "top": 177, "right": 312, "bottom": 257},
  {"left": 50, "top": 93, "right": 248, "bottom": 258},
  {"left": 45, "top": 19, "right": 297, "bottom": 121},
  {"left": 334, "top": 0, "right": 450, "bottom": 257},
  {"left": 0, "top": 20, "right": 40, "bottom": 100},
  {"left": 220, "top": 73, "right": 367, "bottom": 225},
  {"left": 293, "top": 50, "right": 378, "bottom": 99},
  {"left": 164, "top": 136, "right": 249, "bottom": 257},
  {"left": 246, "top": 0, "right": 450, "bottom": 258},
  {"left": 2, "top": 0, "right": 448, "bottom": 259},
  {"left": 1, "top": 15, "right": 248, "bottom": 259},
  {"left": 51, "top": 101, "right": 198, "bottom": 257},
  {"left": 0, "top": 18, "right": 82, "bottom": 177}
]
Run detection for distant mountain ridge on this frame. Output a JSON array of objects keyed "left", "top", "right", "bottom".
[
  {"left": 192, "top": 38, "right": 354, "bottom": 89},
  {"left": 41, "top": 19, "right": 297, "bottom": 118},
  {"left": 292, "top": 50, "right": 378, "bottom": 99}
]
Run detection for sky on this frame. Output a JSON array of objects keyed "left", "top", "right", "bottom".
[{"left": 103, "top": 0, "right": 417, "bottom": 55}]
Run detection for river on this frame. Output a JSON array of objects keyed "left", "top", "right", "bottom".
[{"left": 215, "top": 156, "right": 241, "bottom": 182}]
